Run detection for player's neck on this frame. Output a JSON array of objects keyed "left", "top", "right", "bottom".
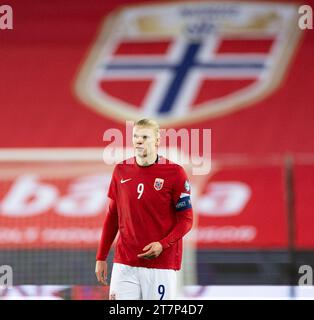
[{"left": 135, "top": 153, "right": 158, "bottom": 167}]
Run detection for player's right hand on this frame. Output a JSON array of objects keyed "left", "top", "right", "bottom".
[{"left": 95, "top": 260, "right": 108, "bottom": 285}]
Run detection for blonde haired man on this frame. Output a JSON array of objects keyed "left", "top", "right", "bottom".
[{"left": 95, "top": 119, "right": 193, "bottom": 300}]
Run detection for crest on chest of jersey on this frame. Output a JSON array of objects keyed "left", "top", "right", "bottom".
[{"left": 154, "top": 178, "right": 164, "bottom": 191}]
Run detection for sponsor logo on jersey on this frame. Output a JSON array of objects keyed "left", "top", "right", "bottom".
[
  {"left": 75, "top": 1, "right": 301, "bottom": 125},
  {"left": 154, "top": 178, "right": 164, "bottom": 191},
  {"left": 120, "top": 178, "right": 132, "bottom": 184}
]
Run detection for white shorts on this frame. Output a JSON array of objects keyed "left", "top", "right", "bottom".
[{"left": 109, "top": 263, "right": 177, "bottom": 300}]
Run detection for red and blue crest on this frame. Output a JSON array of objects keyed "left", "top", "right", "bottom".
[
  {"left": 154, "top": 178, "right": 164, "bottom": 191},
  {"left": 75, "top": 1, "right": 301, "bottom": 125}
]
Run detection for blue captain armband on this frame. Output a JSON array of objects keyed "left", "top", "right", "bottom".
[{"left": 175, "top": 195, "right": 192, "bottom": 211}]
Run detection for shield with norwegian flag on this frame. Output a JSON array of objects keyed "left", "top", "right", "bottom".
[
  {"left": 75, "top": 1, "right": 301, "bottom": 126},
  {"left": 154, "top": 178, "right": 164, "bottom": 191}
]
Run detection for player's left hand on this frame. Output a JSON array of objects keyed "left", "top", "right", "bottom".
[{"left": 137, "top": 242, "right": 163, "bottom": 259}]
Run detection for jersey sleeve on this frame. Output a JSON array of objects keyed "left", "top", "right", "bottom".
[
  {"left": 159, "top": 166, "right": 193, "bottom": 250},
  {"left": 172, "top": 165, "right": 192, "bottom": 212},
  {"left": 96, "top": 198, "right": 119, "bottom": 261},
  {"left": 107, "top": 166, "right": 118, "bottom": 200},
  {"left": 96, "top": 167, "right": 119, "bottom": 261}
]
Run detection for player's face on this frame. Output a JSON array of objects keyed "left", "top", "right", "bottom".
[{"left": 133, "top": 126, "right": 158, "bottom": 158}]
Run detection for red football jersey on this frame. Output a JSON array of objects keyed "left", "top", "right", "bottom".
[{"left": 97, "top": 156, "right": 193, "bottom": 270}]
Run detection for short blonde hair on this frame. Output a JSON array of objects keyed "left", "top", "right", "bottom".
[{"left": 134, "top": 118, "right": 160, "bottom": 139}]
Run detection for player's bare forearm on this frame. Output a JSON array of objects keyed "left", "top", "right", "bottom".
[{"left": 137, "top": 241, "right": 163, "bottom": 259}]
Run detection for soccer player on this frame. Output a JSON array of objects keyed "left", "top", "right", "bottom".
[{"left": 95, "top": 119, "right": 193, "bottom": 300}]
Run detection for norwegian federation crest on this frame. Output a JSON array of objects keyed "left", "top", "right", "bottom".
[
  {"left": 75, "top": 1, "right": 301, "bottom": 126},
  {"left": 154, "top": 178, "right": 164, "bottom": 191}
]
